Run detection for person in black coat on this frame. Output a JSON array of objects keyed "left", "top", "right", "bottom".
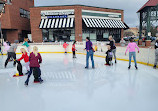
[
  {"left": 105, "top": 45, "right": 113, "bottom": 65},
  {"left": 107, "top": 36, "right": 117, "bottom": 63},
  {"left": 153, "top": 38, "right": 158, "bottom": 69}
]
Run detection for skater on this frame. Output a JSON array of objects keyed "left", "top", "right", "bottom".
[
  {"left": 105, "top": 45, "right": 113, "bottom": 66},
  {"left": 17, "top": 48, "right": 30, "bottom": 74},
  {"left": 25, "top": 46, "right": 43, "bottom": 86},
  {"left": 72, "top": 41, "right": 77, "bottom": 58},
  {"left": 63, "top": 42, "right": 69, "bottom": 53},
  {"left": 125, "top": 38, "right": 139, "bottom": 69},
  {"left": 13, "top": 60, "right": 23, "bottom": 77},
  {"left": 85, "top": 37, "right": 95, "bottom": 69},
  {"left": 3, "top": 41, "right": 10, "bottom": 53},
  {"left": 23, "top": 37, "right": 30, "bottom": 52},
  {"left": 0, "top": 42, "right": 3, "bottom": 55},
  {"left": 4, "top": 40, "right": 18, "bottom": 68},
  {"left": 120, "top": 38, "right": 126, "bottom": 47},
  {"left": 108, "top": 36, "right": 117, "bottom": 63},
  {"left": 153, "top": 37, "right": 158, "bottom": 69}
]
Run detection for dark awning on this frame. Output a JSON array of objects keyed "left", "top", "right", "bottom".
[
  {"left": 39, "top": 18, "right": 74, "bottom": 29},
  {"left": 83, "top": 18, "right": 127, "bottom": 29}
]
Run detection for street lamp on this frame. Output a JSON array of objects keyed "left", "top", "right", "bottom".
[{"left": 0, "top": 0, "right": 5, "bottom": 45}]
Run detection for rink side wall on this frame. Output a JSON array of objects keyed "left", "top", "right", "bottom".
[{"left": 0, "top": 44, "right": 156, "bottom": 67}]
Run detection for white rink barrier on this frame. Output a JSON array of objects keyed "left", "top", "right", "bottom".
[{"left": 0, "top": 43, "right": 156, "bottom": 66}]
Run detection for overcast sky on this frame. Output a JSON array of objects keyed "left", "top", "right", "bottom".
[{"left": 34, "top": 0, "right": 148, "bottom": 28}]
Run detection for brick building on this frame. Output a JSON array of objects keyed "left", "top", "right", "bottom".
[
  {"left": 30, "top": 5, "right": 128, "bottom": 43},
  {"left": 0, "top": 0, "right": 34, "bottom": 43}
]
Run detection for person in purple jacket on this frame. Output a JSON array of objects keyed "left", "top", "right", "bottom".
[
  {"left": 25, "top": 46, "right": 43, "bottom": 86},
  {"left": 85, "top": 37, "right": 95, "bottom": 69}
]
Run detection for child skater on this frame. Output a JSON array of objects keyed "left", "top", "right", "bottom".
[
  {"left": 63, "top": 42, "right": 69, "bottom": 53},
  {"left": 72, "top": 41, "right": 77, "bottom": 58},
  {"left": 17, "top": 48, "right": 30, "bottom": 74},
  {"left": 125, "top": 38, "right": 139, "bottom": 69},
  {"left": 105, "top": 45, "right": 113, "bottom": 66},
  {"left": 23, "top": 37, "right": 30, "bottom": 52},
  {"left": 25, "top": 46, "right": 43, "bottom": 86}
]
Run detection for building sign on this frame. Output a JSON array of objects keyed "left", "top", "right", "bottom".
[
  {"left": 41, "top": 9, "right": 74, "bottom": 16},
  {"left": 108, "top": 14, "right": 120, "bottom": 18},
  {"left": 47, "top": 15, "right": 68, "bottom": 19},
  {"left": 82, "top": 10, "right": 121, "bottom": 20}
]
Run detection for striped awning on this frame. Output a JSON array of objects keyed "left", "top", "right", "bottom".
[
  {"left": 39, "top": 18, "right": 74, "bottom": 29},
  {"left": 83, "top": 18, "right": 127, "bottom": 28}
]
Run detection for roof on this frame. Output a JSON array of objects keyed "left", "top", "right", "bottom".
[
  {"left": 34, "top": 4, "right": 123, "bottom": 11},
  {"left": 137, "top": 0, "right": 158, "bottom": 12}
]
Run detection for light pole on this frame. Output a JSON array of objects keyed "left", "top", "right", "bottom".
[{"left": 0, "top": 0, "right": 5, "bottom": 45}]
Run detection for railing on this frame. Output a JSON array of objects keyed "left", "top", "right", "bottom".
[{"left": 17, "top": 41, "right": 109, "bottom": 46}]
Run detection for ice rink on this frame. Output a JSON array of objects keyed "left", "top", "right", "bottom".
[{"left": 0, "top": 53, "right": 158, "bottom": 111}]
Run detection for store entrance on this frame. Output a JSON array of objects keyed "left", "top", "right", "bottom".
[{"left": 53, "top": 29, "right": 71, "bottom": 42}]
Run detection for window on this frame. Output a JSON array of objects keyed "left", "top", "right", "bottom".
[
  {"left": 19, "top": 8, "right": 30, "bottom": 19},
  {"left": 0, "top": 4, "right": 5, "bottom": 13},
  {"left": 7, "top": 0, "right": 12, "bottom": 4}
]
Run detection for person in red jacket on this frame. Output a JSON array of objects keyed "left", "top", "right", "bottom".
[
  {"left": 63, "top": 42, "right": 69, "bottom": 53},
  {"left": 72, "top": 41, "right": 77, "bottom": 58},
  {"left": 17, "top": 48, "right": 30, "bottom": 74},
  {"left": 25, "top": 46, "right": 43, "bottom": 86}
]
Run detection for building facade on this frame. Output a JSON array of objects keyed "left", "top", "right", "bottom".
[
  {"left": 0, "top": 0, "right": 34, "bottom": 43},
  {"left": 30, "top": 5, "right": 128, "bottom": 43}
]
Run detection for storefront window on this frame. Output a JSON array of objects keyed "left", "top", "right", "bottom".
[
  {"left": 42, "top": 29, "right": 49, "bottom": 42},
  {"left": 82, "top": 29, "right": 96, "bottom": 41},
  {"left": 42, "top": 29, "right": 75, "bottom": 42}
]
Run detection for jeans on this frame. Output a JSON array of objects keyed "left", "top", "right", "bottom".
[
  {"left": 25, "top": 67, "right": 42, "bottom": 83},
  {"left": 129, "top": 52, "right": 137, "bottom": 67},
  {"left": 154, "top": 49, "right": 158, "bottom": 66},
  {"left": 86, "top": 50, "right": 94, "bottom": 68},
  {"left": 5, "top": 52, "right": 16, "bottom": 67},
  {"left": 112, "top": 49, "right": 116, "bottom": 61}
]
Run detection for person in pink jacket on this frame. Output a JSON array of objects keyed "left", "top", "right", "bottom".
[
  {"left": 3, "top": 41, "right": 10, "bottom": 52},
  {"left": 125, "top": 38, "right": 139, "bottom": 69},
  {"left": 63, "top": 42, "right": 69, "bottom": 53}
]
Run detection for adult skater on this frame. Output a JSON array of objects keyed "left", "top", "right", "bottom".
[
  {"left": 72, "top": 41, "right": 77, "bottom": 58},
  {"left": 0, "top": 42, "right": 3, "bottom": 55},
  {"left": 63, "top": 42, "right": 69, "bottom": 53},
  {"left": 25, "top": 46, "right": 43, "bottom": 86},
  {"left": 125, "top": 38, "right": 139, "bottom": 69},
  {"left": 153, "top": 37, "right": 158, "bottom": 69},
  {"left": 17, "top": 48, "right": 30, "bottom": 74},
  {"left": 120, "top": 38, "right": 126, "bottom": 47},
  {"left": 4, "top": 40, "right": 18, "bottom": 68},
  {"left": 108, "top": 36, "right": 117, "bottom": 63},
  {"left": 3, "top": 41, "right": 10, "bottom": 53},
  {"left": 85, "top": 37, "right": 95, "bottom": 69}
]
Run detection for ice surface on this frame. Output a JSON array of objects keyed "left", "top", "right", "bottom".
[{"left": 0, "top": 53, "right": 158, "bottom": 111}]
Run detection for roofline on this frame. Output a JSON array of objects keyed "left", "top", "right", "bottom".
[
  {"left": 137, "top": 0, "right": 158, "bottom": 13},
  {"left": 32, "top": 4, "right": 124, "bottom": 11}
]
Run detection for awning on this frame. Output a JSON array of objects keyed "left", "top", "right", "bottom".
[
  {"left": 83, "top": 18, "right": 127, "bottom": 28},
  {"left": 39, "top": 18, "right": 74, "bottom": 29}
]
